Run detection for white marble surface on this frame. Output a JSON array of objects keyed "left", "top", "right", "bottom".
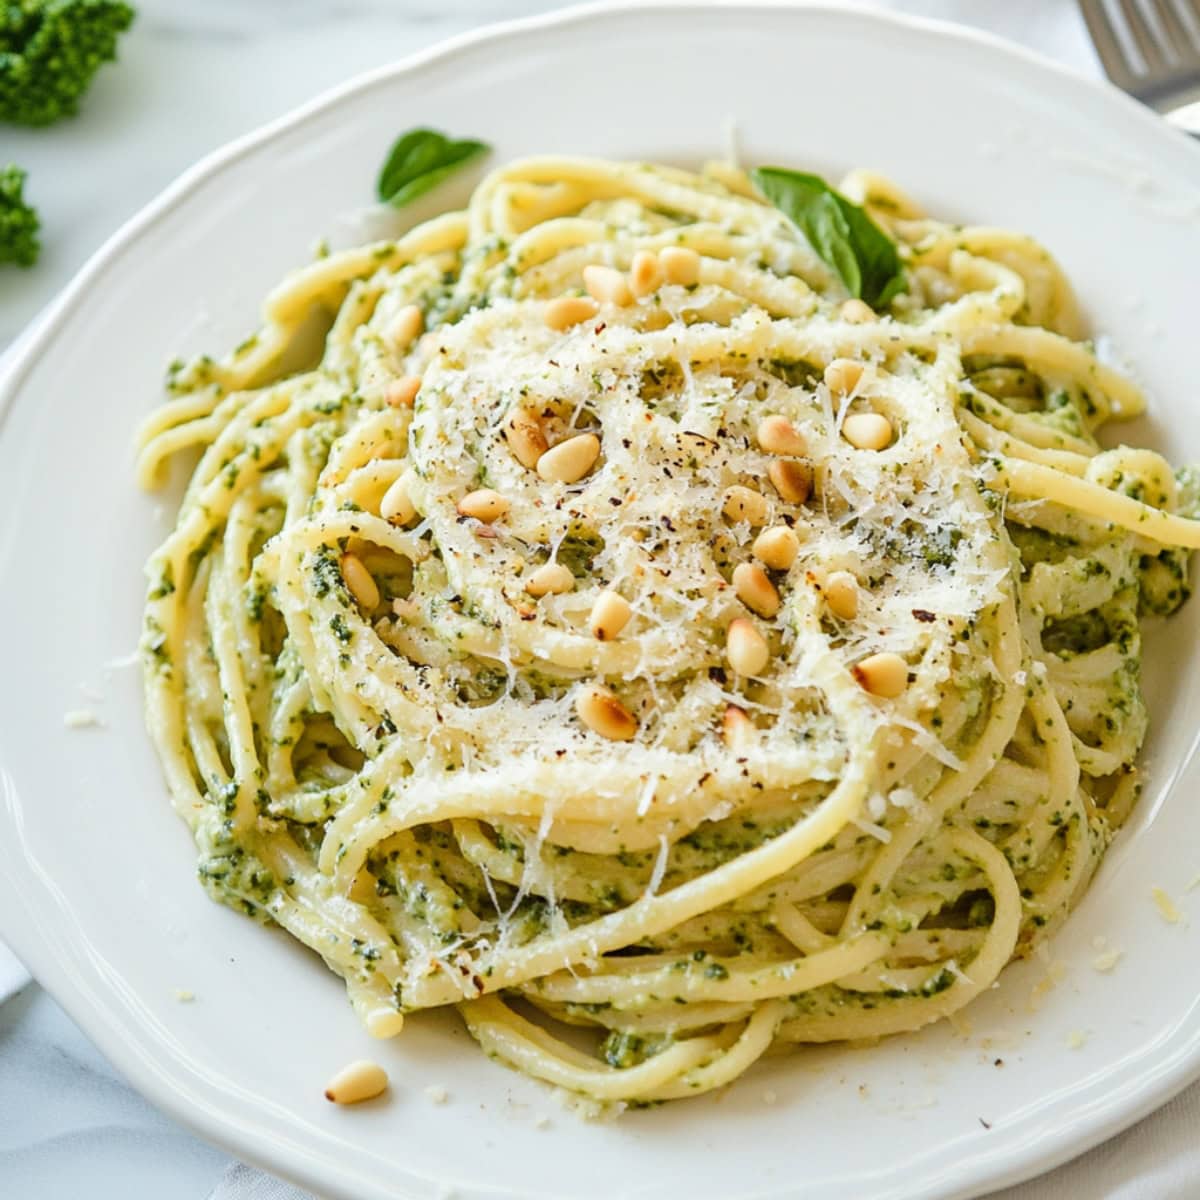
[{"left": 0, "top": 2, "right": 1126, "bottom": 1198}]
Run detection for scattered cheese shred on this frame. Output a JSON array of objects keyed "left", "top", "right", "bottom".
[{"left": 1152, "top": 887, "right": 1182, "bottom": 925}]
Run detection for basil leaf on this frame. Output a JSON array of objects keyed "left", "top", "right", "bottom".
[
  {"left": 377, "top": 128, "right": 490, "bottom": 208},
  {"left": 750, "top": 167, "right": 905, "bottom": 309}
]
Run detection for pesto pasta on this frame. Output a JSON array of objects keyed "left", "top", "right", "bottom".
[{"left": 137, "top": 155, "right": 1200, "bottom": 1107}]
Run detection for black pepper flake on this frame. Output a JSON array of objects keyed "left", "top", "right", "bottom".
[{"left": 912, "top": 608, "right": 936, "bottom": 623}]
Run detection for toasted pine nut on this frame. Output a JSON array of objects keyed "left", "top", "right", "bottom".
[
  {"left": 768, "top": 459, "right": 813, "bottom": 504},
  {"left": 852, "top": 651, "right": 908, "bottom": 698},
  {"left": 823, "top": 358, "right": 864, "bottom": 397},
  {"left": 842, "top": 412, "right": 894, "bottom": 451},
  {"left": 753, "top": 525, "right": 800, "bottom": 571},
  {"left": 545, "top": 295, "right": 600, "bottom": 331},
  {"left": 526, "top": 562, "right": 575, "bottom": 597},
  {"left": 504, "top": 409, "right": 549, "bottom": 469},
  {"left": 589, "top": 590, "right": 632, "bottom": 640},
  {"left": 824, "top": 571, "right": 859, "bottom": 620},
  {"left": 722, "top": 485, "right": 770, "bottom": 526},
  {"left": 384, "top": 374, "right": 422, "bottom": 408},
  {"left": 733, "top": 562, "right": 780, "bottom": 618},
  {"left": 380, "top": 474, "right": 416, "bottom": 526},
  {"left": 583, "top": 265, "right": 633, "bottom": 307},
  {"left": 660, "top": 245, "right": 701, "bottom": 286},
  {"left": 457, "top": 488, "right": 509, "bottom": 523},
  {"left": 576, "top": 683, "right": 638, "bottom": 740},
  {"left": 757, "top": 415, "right": 806, "bottom": 456},
  {"left": 726, "top": 617, "right": 769, "bottom": 676},
  {"left": 324, "top": 1060, "right": 389, "bottom": 1105},
  {"left": 340, "top": 553, "right": 379, "bottom": 610},
  {"left": 389, "top": 304, "right": 424, "bottom": 350},
  {"left": 722, "top": 704, "right": 753, "bottom": 750},
  {"left": 840, "top": 298, "right": 877, "bottom": 324},
  {"left": 537, "top": 433, "right": 601, "bottom": 484},
  {"left": 629, "top": 250, "right": 663, "bottom": 298}
]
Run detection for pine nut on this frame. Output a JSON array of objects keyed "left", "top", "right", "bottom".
[
  {"left": 537, "top": 433, "right": 601, "bottom": 484},
  {"left": 757, "top": 415, "right": 806, "bottom": 456},
  {"left": 733, "top": 562, "right": 780, "bottom": 618},
  {"left": 753, "top": 525, "right": 800, "bottom": 571},
  {"left": 545, "top": 295, "right": 600, "bottom": 331},
  {"left": 380, "top": 474, "right": 416, "bottom": 526},
  {"left": 526, "top": 562, "right": 574, "bottom": 597},
  {"left": 851, "top": 651, "right": 908, "bottom": 698},
  {"left": 589, "top": 590, "right": 632, "bottom": 640},
  {"left": 660, "top": 246, "right": 701, "bottom": 286},
  {"left": 629, "top": 250, "right": 663, "bottom": 298},
  {"left": 722, "top": 704, "right": 753, "bottom": 750},
  {"left": 823, "top": 570, "right": 859, "bottom": 620},
  {"left": 324, "top": 1060, "right": 389, "bottom": 1105},
  {"left": 583, "top": 265, "right": 633, "bottom": 307},
  {"left": 823, "top": 358, "right": 863, "bottom": 397},
  {"left": 364, "top": 1007, "right": 406, "bottom": 1038},
  {"left": 722, "top": 485, "right": 769, "bottom": 526},
  {"left": 576, "top": 683, "right": 638, "bottom": 740},
  {"left": 385, "top": 374, "right": 422, "bottom": 408},
  {"left": 504, "top": 409, "right": 548, "bottom": 469},
  {"left": 340, "top": 553, "right": 379, "bottom": 610},
  {"left": 840, "top": 298, "right": 877, "bottom": 324},
  {"left": 768, "top": 459, "right": 812, "bottom": 504},
  {"left": 726, "top": 617, "right": 769, "bottom": 676},
  {"left": 842, "top": 412, "right": 894, "bottom": 451},
  {"left": 457, "top": 489, "right": 509, "bottom": 522},
  {"left": 389, "top": 304, "right": 424, "bottom": 350}
]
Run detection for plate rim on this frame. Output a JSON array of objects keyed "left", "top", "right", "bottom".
[{"left": 2, "top": 3, "right": 1199, "bottom": 1198}]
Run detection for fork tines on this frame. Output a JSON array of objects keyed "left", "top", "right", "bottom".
[{"left": 1079, "top": 0, "right": 1200, "bottom": 99}]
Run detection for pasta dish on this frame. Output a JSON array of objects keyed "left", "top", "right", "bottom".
[{"left": 136, "top": 154, "right": 1200, "bottom": 1107}]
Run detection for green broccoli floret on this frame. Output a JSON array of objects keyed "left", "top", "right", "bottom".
[
  {"left": 0, "top": 0, "right": 135, "bottom": 127},
  {"left": 0, "top": 165, "right": 40, "bottom": 266}
]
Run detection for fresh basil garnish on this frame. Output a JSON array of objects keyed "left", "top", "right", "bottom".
[
  {"left": 377, "top": 128, "right": 490, "bottom": 208},
  {"left": 750, "top": 166, "right": 905, "bottom": 309}
]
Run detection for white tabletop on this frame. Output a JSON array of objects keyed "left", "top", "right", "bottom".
[{"left": 0, "top": 2, "right": 1114, "bottom": 1198}]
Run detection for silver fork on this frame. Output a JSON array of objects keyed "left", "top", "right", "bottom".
[{"left": 1078, "top": 0, "right": 1200, "bottom": 130}]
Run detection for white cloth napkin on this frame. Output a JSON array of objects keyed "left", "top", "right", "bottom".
[{"left": 3, "top": 3, "right": 1196, "bottom": 1199}]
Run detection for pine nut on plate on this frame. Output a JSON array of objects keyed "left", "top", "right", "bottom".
[
  {"left": 340, "top": 552, "right": 379, "bottom": 610},
  {"left": 380, "top": 474, "right": 416, "bottom": 526},
  {"left": 753, "top": 525, "right": 800, "bottom": 570},
  {"left": 537, "top": 433, "right": 601, "bottom": 483},
  {"left": 545, "top": 295, "right": 600, "bottom": 331},
  {"left": 388, "top": 304, "right": 424, "bottom": 350},
  {"left": 629, "top": 250, "right": 663, "bottom": 298},
  {"left": 768, "top": 459, "right": 812, "bottom": 504},
  {"left": 823, "top": 570, "right": 859, "bottom": 620},
  {"left": 526, "top": 562, "right": 575, "bottom": 597},
  {"left": 660, "top": 245, "right": 701, "bottom": 285},
  {"left": 576, "top": 683, "right": 638, "bottom": 740},
  {"left": 823, "top": 358, "right": 864, "bottom": 397},
  {"left": 384, "top": 374, "right": 422, "bottom": 408},
  {"left": 324, "top": 1060, "right": 389, "bottom": 1105},
  {"left": 757, "top": 415, "right": 806, "bottom": 456},
  {"left": 457, "top": 488, "right": 509, "bottom": 522},
  {"left": 722, "top": 704, "right": 753, "bottom": 750},
  {"left": 843, "top": 411, "right": 894, "bottom": 450},
  {"left": 733, "top": 562, "right": 780, "bottom": 617},
  {"left": 583, "top": 264, "right": 633, "bottom": 307},
  {"left": 851, "top": 651, "right": 908, "bottom": 698},
  {"left": 840, "top": 298, "right": 877, "bottom": 324},
  {"left": 504, "top": 409, "right": 549, "bottom": 469},
  {"left": 722, "top": 485, "right": 770, "bottom": 526},
  {"left": 589, "top": 590, "right": 632, "bottom": 639},
  {"left": 726, "top": 617, "right": 769, "bottom": 676}
]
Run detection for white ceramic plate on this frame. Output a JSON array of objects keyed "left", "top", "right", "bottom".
[{"left": 4, "top": 4, "right": 1200, "bottom": 1198}]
